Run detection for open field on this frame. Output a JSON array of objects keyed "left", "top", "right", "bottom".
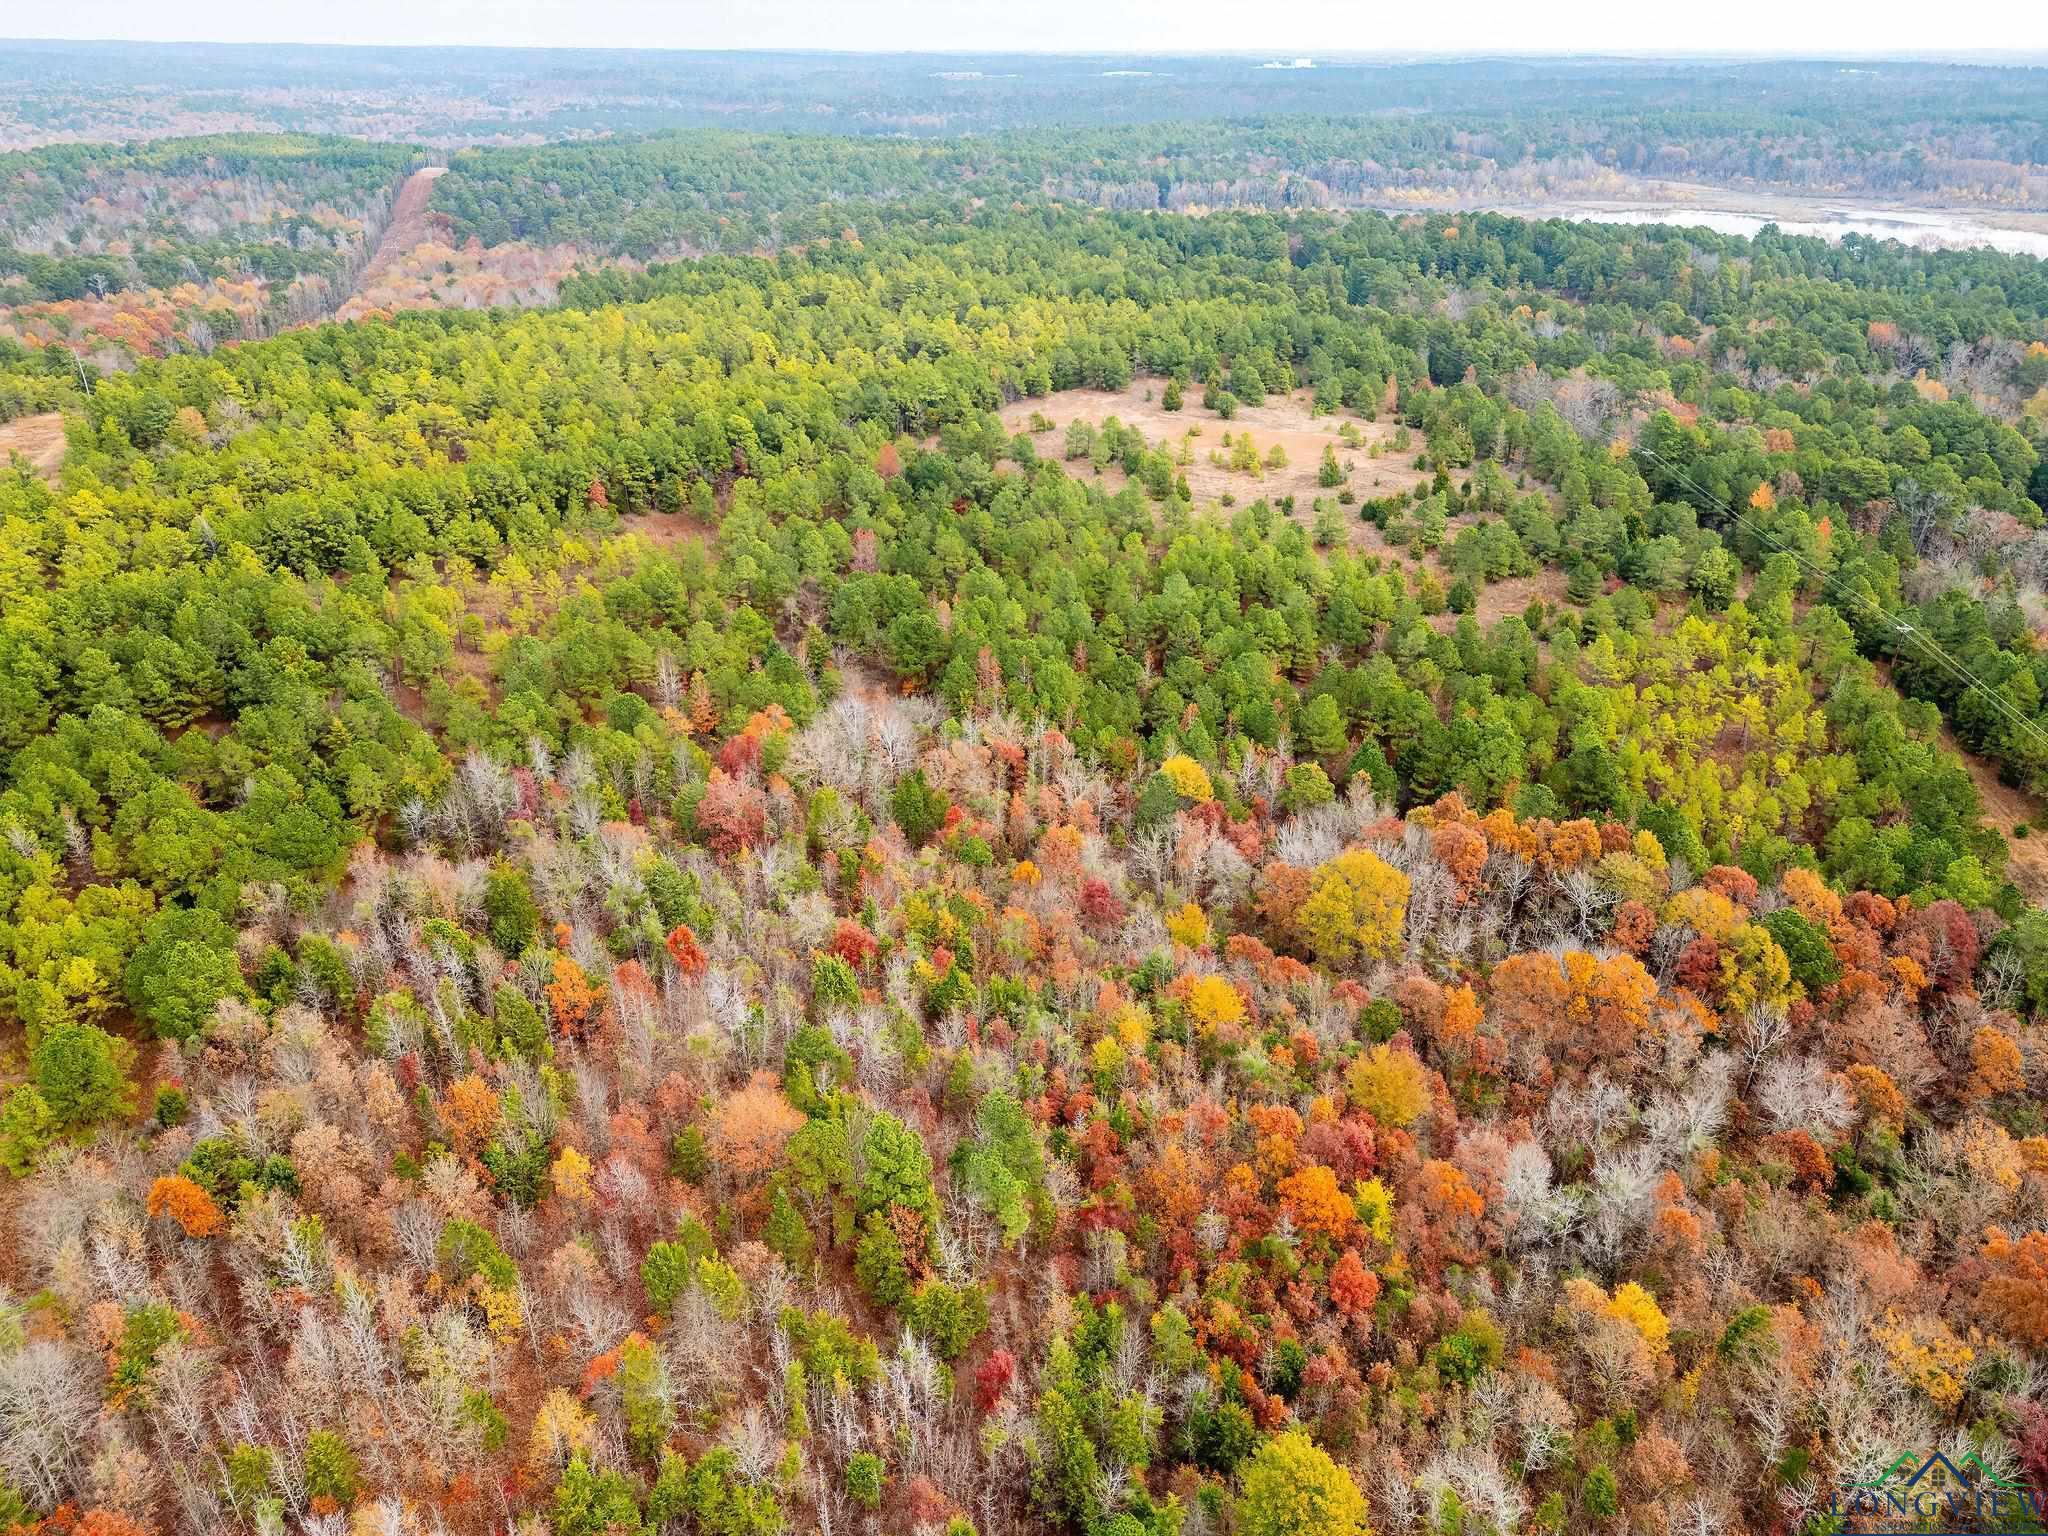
[
  {"left": 1867, "top": 657, "right": 2048, "bottom": 899},
  {"left": 1000, "top": 383, "right": 1432, "bottom": 543},
  {"left": 1001, "top": 383, "right": 1431, "bottom": 508},
  {"left": 1007, "top": 383, "right": 1569, "bottom": 625},
  {"left": 1941, "top": 721, "right": 2048, "bottom": 901}
]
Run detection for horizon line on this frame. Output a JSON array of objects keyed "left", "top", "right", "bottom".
[{"left": 2, "top": 37, "right": 2043, "bottom": 64}]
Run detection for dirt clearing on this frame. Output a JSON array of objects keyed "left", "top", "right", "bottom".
[
  {"left": 1864, "top": 657, "right": 2048, "bottom": 898},
  {"left": 1941, "top": 721, "right": 2048, "bottom": 901},
  {"left": 1005, "top": 383, "right": 1566, "bottom": 627},
  {"left": 0, "top": 410, "right": 65, "bottom": 481},
  {"left": 1455, "top": 568, "right": 1571, "bottom": 630},
  {"left": 1001, "top": 383, "right": 1432, "bottom": 550}
]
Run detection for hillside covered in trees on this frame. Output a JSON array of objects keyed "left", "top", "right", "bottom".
[
  {"left": 0, "top": 90, "right": 2047, "bottom": 1536},
  {"left": 8, "top": 50, "right": 2048, "bottom": 362},
  {"left": 6, "top": 45, "right": 2048, "bottom": 186}
]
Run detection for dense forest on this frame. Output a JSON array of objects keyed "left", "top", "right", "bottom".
[
  {"left": 0, "top": 136, "right": 426, "bottom": 362},
  {"left": 9, "top": 94, "right": 2048, "bottom": 363},
  {"left": 426, "top": 111, "right": 2048, "bottom": 257},
  {"left": 1, "top": 73, "right": 2047, "bottom": 1536},
  {"left": 6, "top": 44, "right": 2048, "bottom": 182}
]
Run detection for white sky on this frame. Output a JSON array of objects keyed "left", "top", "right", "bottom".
[{"left": 7, "top": 0, "right": 2045, "bottom": 57}]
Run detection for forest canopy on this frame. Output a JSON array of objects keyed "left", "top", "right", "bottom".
[{"left": 0, "top": 84, "right": 2047, "bottom": 1536}]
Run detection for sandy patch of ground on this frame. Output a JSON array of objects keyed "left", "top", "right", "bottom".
[
  {"left": 1939, "top": 721, "right": 2048, "bottom": 901},
  {"left": 622, "top": 510, "right": 719, "bottom": 551},
  {"left": 1866, "top": 659, "right": 2048, "bottom": 899},
  {"left": 1457, "top": 568, "right": 1572, "bottom": 630},
  {"left": 0, "top": 411, "right": 65, "bottom": 481},
  {"left": 1005, "top": 382, "right": 1567, "bottom": 628},
  {"left": 1001, "top": 383, "right": 1432, "bottom": 551}
]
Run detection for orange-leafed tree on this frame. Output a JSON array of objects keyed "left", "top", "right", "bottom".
[
  {"left": 1432, "top": 821, "right": 1488, "bottom": 897},
  {"left": 1546, "top": 818, "right": 1604, "bottom": 872},
  {"left": 1329, "top": 1248, "right": 1380, "bottom": 1316},
  {"left": 1489, "top": 949, "right": 1655, "bottom": 1064},
  {"left": 1421, "top": 1158, "right": 1484, "bottom": 1225},
  {"left": 711, "top": 1071, "right": 807, "bottom": 1181},
  {"left": 665, "top": 922, "right": 708, "bottom": 978},
  {"left": 75, "top": 1512, "right": 155, "bottom": 1536},
  {"left": 1247, "top": 1102, "right": 1304, "bottom": 1180},
  {"left": 1488, "top": 950, "right": 1570, "bottom": 1041},
  {"left": 688, "top": 670, "right": 718, "bottom": 735},
  {"left": 1415, "top": 1157, "right": 1487, "bottom": 1273},
  {"left": 1438, "top": 982, "right": 1482, "bottom": 1047},
  {"left": 1979, "top": 1227, "right": 2048, "bottom": 1347},
  {"left": 1278, "top": 1163, "right": 1356, "bottom": 1246},
  {"left": 1254, "top": 862, "right": 1313, "bottom": 942},
  {"left": 1969, "top": 1025, "right": 2025, "bottom": 1101},
  {"left": 1612, "top": 898, "right": 1657, "bottom": 955},
  {"left": 1845, "top": 1063, "right": 1908, "bottom": 1140},
  {"left": 547, "top": 953, "right": 600, "bottom": 1035},
  {"left": 442, "top": 1073, "right": 502, "bottom": 1153},
  {"left": 147, "top": 1174, "right": 224, "bottom": 1238}
]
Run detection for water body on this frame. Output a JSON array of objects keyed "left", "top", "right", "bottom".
[{"left": 1535, "top": 204, "right": 2048, "bottom": 260}]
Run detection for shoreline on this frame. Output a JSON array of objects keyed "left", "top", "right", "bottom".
[{"left": 1366, "top": 180, "right": 2048, "bottom": 255}]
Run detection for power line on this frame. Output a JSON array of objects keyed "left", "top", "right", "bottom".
[{"left": 1632, "top": 441, "right": 2048, "bottom": 769}]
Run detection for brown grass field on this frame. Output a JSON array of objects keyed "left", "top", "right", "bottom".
[
  {"left": 999, "top": 383, "right": 1434, "bottom": 535},
  {"left": 0, "top": 410, "right": 65, "bottom": 481},
  {"left": 1003, "top": 384, "right": 1567, "bottom": 627}
]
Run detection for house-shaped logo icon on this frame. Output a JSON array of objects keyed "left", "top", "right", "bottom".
[
  {"left": 1833, "top": 1448, "right": 2035, "bottom": 1533},
  {"left": 1864, "top": 1452, "right": 2020, "bottom": 1494}
]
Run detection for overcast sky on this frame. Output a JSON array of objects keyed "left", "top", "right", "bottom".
[{"left": 7, "top": 0, "right": 2045, "bottom": 57}]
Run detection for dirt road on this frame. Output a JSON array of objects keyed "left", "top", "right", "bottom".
[{"left": 336, "top": 165, "right": 448, "bottom": 322}]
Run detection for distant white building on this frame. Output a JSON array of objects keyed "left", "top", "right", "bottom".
[{"left": 1260, "top": 57, "right": 1315, "bottom": 69}]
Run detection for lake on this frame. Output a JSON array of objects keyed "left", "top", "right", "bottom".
[{"left": 1533, "top": 204, "right": 2048, "bottom": 260}]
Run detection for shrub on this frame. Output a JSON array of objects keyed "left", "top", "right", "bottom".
[
  {"left": 152, "top": 1084, "right": 189, "bottom": 1127},
  {"left": 0, "top": 1086, "right": 57, "bottom": 1177},
  {"left": 847, "top": 1452, "right": 885, "bottom": 1510},
  {"left": 905, "top": 1279, "right": 989, "bottom": 1360},
  {"left": 304, "top": 1430, "right": 360, "bottom": 1507},
  {"left": 854, "top": 1211, "right": 913, "bottom": 1308}
]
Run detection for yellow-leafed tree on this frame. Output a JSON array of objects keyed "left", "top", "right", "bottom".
[
  {"left": 1238, "top": 1431, "right": 1371, "bottom": 1536},
  {"left": 1298, "top": 849, "right": 1409, "bottom": 966}
]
